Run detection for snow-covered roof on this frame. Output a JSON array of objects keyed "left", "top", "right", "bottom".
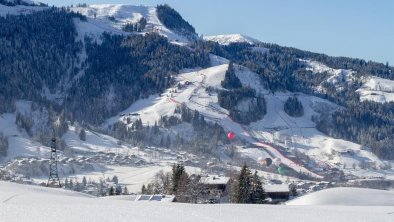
[
  {"left": 265, "top": 184, "right": 290, "bottom": 193},
  {"left": 200, "top": 175, "right": 230, "bottom": 185}
]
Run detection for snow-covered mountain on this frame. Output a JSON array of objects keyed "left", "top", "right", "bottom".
[
  {"left": 71, "top": 4, "right": 192, "bottom": 45},
  {"left": 1, "top": 2, "right": 394, "bottom": 193},
  {"left": 204, "top": 34, "right": 260, "bottom": 45}
]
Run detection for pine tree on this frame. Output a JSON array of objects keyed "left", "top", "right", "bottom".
[
  {"left": 251, "top": 171, "right": 266, "bottom": 203},
  {"left": 82, "top": 176, "right": 87, "bottom": 187},
  {"left": 123, "top": 186, "right": 129, "bottom": 195},
  {"left": 79, "top": 129, "right": 86, "bottom": 141},
  {"left": 69, "top": 179, "right": 74, "bottom": 189},
  {"left": 115, "top": 185, "right": 122, "bottom": 195},
  {"left": 221, "top": 61, "right": 242, "bottom": 89},
  {"left": 64, "top": 178, "right": 69, "bottom": 189},
  {"left": 169, "top": 163, "right": 189, "bottom": 202},
  {"left": 141, "top": 184, "right": 147, "bottom": 194},
  {"left": 233, "top": 164, "right": 252, "bottom": 203},
  {"left": 112, "top": 175, "right": 119, "bottom": 184},
  {"left": 109, "top": 186, "right": 115, "bottom": 196}
]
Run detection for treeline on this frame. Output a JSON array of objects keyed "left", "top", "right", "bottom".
[
  {"left": 0, "top": 0, "right": 37, "bottom": 6},
  {"left": 142, "top": 164, "right": 267, "bottom": 204},
  {"left": 156, "top": 4, "right": 196, "bottom": 38},
  {"left": 284, "top": 96, "right": 304, "bottom": 117},
  {"left": 197, "top": 40, "right": 392, "bottom": 106},
  {"left": 265, "top": 43, "right": 394, "bottom": 80},
  {"left": 122, "top": 17, "right": 147, "bottom": 32},
  {"left": 109, "top": 104, "right": 229, "bottom": 155}
]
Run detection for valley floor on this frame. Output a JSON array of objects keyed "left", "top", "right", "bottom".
[{"left": 1, "top": 182, "right": 393, "bottom": 222}]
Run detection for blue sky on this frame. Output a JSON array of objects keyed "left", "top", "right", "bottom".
[{"left": 41, "top": 0, "right": 394, "bottom": 65}]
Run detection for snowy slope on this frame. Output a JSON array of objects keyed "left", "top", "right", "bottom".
[
  {"left": 204, "top": 34, "right": 260, "bottom": 45},
  {"left": 1, "top": 182, "right": 393, "bottom": 222},
  {"left": 0, "top": 3, "right": 46, "bottom": 16},
  {"left": 301, "top": 59, "right": 357, "bottom": 92},
  {"left": 102, "top": 54, "right": 394, "bottom": 179},
  {"left": 103, "top": 56, "right": 322, "bottom": 178},
  {"left": 302, "top": 59, "right": 394, "bottom": 103},
  {"left": 0, "top": 101, "right": 50, "bottom": 161},
  {"left": 63, "top": 125, "right": 123, "bottom": 153},
  {"left": 71, "top": 4, "right": 191, "bottom": 45},
  {"left": 287, "top": 187, "right": 394, "bottom": 206},
  {"left": 357, "top": 76, "right": 394, "bottom": 103}
]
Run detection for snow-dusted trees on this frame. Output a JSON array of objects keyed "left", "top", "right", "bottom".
[
  {"left": 15, "top": 113, "right": 33, "bottom": 137},
  {"left": 156, "top": 4, "right": 196, "bottom": 37},
  {"left": 0, "top": 133, "right": 8, "bottom": 157},
  {"left": 218, "top": 86, "right": 266, "bottom": 124},
  {"left": 221, "top": 61, "right": 242, "bottom": 89},
  {"left": 79, "top": 129, "right": 86, "bottom": 141},
  {"left": 284, "top": 96, "right": 304, "bottom": 117},
  {"left": 111, "top": 175, "right": 119, "bottom": 184},
  {"left": 122, "top": 17, "right": 147, "bottom": 33},
  {"left": 169, "top": 164, "right": 189, "bottom": 202}
]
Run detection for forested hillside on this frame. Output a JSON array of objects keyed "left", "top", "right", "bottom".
[
  {"left": 0, "top": 3, "right": 393, "bottom": 160},
  {"left": 0, "top": 8, "right": 84, "bottom": 113},
  {"left": 198, "top": 40, "right": 394, "bottom": 159},
  {"left": 0, "top": 7, "right": 209, "bottom": 125}
]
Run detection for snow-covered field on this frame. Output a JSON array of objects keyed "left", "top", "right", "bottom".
[
  {"left": 33, "top": 164, "right": 202, "bottom": 194},
  {"left": 1, "top": 182, "right": 393, "bottom": 222},
  {"left": 287, "top": 187, "right": 394, "bottom": 206}
]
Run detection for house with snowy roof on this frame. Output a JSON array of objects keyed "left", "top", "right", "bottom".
[
  {"left": 264, "top": 184, "right": 290, "bottom": 203},
  {"left": 199, "top": 175, "right": 231, "bottom": 203}
]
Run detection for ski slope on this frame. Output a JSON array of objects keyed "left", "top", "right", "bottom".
[
  {"left": 103, "top": 56, "right": 322, "bottom": 178},
  {"left": 1, "top": 182, "right": 393, "bottom": 222},
  {"left": 103, "top": 54, "right": 394, "bottom": 179},
  {"left": 287, "top": 187, "right": 394, "bottom": 206}
]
